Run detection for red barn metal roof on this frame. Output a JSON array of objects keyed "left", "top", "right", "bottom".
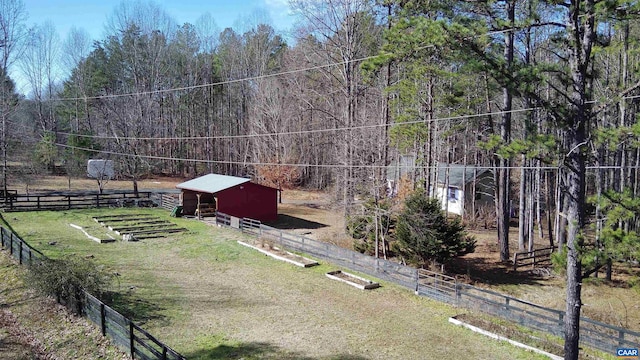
[{"left": 176, "top": 174, "right": 251, "bottom": 194}]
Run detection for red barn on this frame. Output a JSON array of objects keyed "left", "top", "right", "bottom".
[{"left": 176, "top": 174, "right": 278, "bottom": 221}]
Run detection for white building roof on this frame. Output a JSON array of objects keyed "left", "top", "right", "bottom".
[{"left": 176, "top": 174, "right": 251, "bottom": 194}]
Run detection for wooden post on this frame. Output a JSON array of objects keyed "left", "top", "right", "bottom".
[
  {"left": 618, "top": 330, "right": 624, "bottom": 347},
  {"left": 96, "top": 194, "right": 100, "bottom": 208},
  {"left": 196, "top": 193, "right": 202, "bottom": 220},
  {"left": 18, "top": 241, "right": 22, "bottom": 264},
  {"left": 129, "top": 321, "right": 135, "bottom": 359},
  {"left": 9, "top": 232, "right": 13, "bottom": 255},
  {"left": 100, "top": 303, "right": 106, "bottom": 336}
]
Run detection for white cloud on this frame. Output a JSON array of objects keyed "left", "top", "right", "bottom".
[
  {"left": 260, "top": 0, "right": 296, "bottom": 32},
  {"left": 263, "top": 0, "right": 289, "bottom": 8},
  {"left": 262, "top": 0, "right": 293, "bottom": 15}
]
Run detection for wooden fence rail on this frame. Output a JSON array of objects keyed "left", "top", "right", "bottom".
[
  {"left": 1, "top": 191, "right": 157, "bottom": 212},
  {"left": 513, "top": 246, "right": 556, "bottom": 271},
  {"left": 0, "top": 226, "right": 185, "bottom": 360},
  {"left": 156, "top": 193, "right": 179, "bottom": 212}
]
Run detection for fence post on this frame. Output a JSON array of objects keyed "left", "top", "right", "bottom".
[
  {"left": 100, "top": 303, "right": 106, "bottom": 336},
  {"left": 10, "top": 232, "right": 13, "bottom": 256},
  {"left": 1, "top": 227, "right": 4, "bottom": 248},
  {"left": 618, "top": 330, "right": 624, "bottom": 347},
  {"left": 18, "top": 241, "right": 22, "bottom": 264},
  {"left": 96, "top": 194, "right": 100, "bottom": 208},
  {"left": 163, "top": 346, "right": 168, "bottom": 360},
  {"left": 129, "top": 320, "right": 135, "bottom": 359}
]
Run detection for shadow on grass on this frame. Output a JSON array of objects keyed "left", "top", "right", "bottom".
[
  {"left": 101, "top": 291, "right": 166, "bottom": 325},
  {"left": 264, "top": 214, "right": 328, "bottom": 230},
  {"left": 185, "top": 342, "right": 370, "bottom": 360}
]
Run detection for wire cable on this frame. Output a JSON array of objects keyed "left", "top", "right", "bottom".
[
  {"left": 51, "top": 90, "right": 640, "bottom": 142},
  {"left": 55, "top": 107, "right": 537, "bottom": 141},
  {"left": 54, "top": 142, "right": 639, "bottom": 171}
]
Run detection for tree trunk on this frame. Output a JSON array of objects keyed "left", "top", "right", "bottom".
[
  {"left": 563, "top": 0, "right": 595, "bottom": 357},
  {"left": 546, "top": 170, "right": 554, "bottom": 247},
  {"left": 518, "top": 156, "right": 527, "bottom": 251},
  {"left": 496, "top": 0, "right": 515, "bottom": 262},
  {"left": 564, "top": 142, "right": 586, "bottom": 360}
]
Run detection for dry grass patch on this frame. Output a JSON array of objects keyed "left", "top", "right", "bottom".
[
  {"left": 9, "top": 175, "right": 183, "bottom": 193},
  {"left": 0, "top": 251, "right": 127, "bottom": 360}
]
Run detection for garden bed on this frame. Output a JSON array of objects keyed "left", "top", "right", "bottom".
[
  {"left": 325, "top": 270, "right": 380, "bottom": 290},
  {"left": 450, "top": 314, "right": 564, "bottom": 359},
  {"left": 237, "top": 240, "right": 319, "bottom": 268}
]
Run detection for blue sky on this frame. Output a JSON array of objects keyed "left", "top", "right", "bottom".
[{"left": 22, "top": 0, "right": 296, "bottom": 43}]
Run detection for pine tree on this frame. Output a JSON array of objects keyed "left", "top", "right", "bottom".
[{"left": 395, "top": 188, "right": 476, "bottom": 266}]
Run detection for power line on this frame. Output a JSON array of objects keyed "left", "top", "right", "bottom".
[
  {"left": 56, "top": 107, "right": 537, "bottom": 141},
  {"left": 54, "top": 142, "right": 639, "bottom": 171},
  {"left": 52, "top": 90, "right": 640, "bottom": 142}
]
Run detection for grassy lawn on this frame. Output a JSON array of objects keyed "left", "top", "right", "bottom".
[{"left": 4, "top": 208, "right": 548, "bottom": 360}]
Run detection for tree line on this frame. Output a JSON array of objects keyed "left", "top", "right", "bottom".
[{"left": 1, "top": 0, "right": 640, "bottom": 358}]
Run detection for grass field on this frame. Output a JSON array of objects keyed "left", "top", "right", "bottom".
[{"left": 3, "top": 208, "right": 548, "bottom": 360}]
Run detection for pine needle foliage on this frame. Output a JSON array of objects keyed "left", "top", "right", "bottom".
[{"left": 395, "top": 188, "right": 476, "bottom": 266}]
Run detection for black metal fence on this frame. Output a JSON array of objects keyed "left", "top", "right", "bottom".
[
  {"left": 0, "top": 227, "right": 185, "bottom": 360},
  {"left": 222, "top": 213, "right": 640, "bottom": 355}
]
